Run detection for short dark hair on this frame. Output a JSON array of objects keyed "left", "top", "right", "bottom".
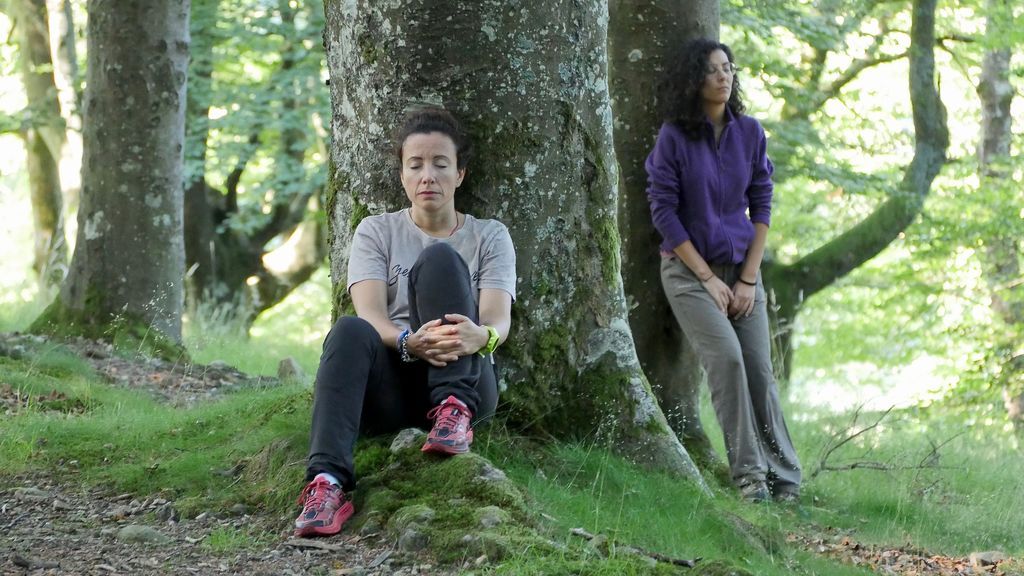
[
  {"left": 393, "top": 107, "right": 473, "bottom": 170},
  {"left": 658, "top": 38, "right": 746, "bottom": 140}
]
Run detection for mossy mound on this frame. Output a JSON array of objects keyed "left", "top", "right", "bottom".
[{"left": 345, "top": 430, "right": 756, "bottom": 574}]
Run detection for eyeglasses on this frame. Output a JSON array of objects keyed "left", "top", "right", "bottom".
[{"left": 704, "top": 62, "right": 739, "bottom": 77}]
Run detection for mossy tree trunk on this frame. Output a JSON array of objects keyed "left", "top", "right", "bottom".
[
  {"left": 763, "top": 0, "right": 950, "bottom": 377},
  {"left": 975, "top": 0, "right": 1023, "bottom": 417},
  {"left": 323, "top": 0, "right": 706, "bottom": 486},
  {"left": 10, "top": 0, "right": 68, "bottom": 288},
  {"left": 33, "top": 0, "right": 190, "bottom": 346},
  {"left": 608, "top": 0, "right": 724, "bottom": 475}
]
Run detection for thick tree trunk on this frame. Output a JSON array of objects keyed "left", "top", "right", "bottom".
[
  {"left": 324, "top": 0, "right": 705, "bottom": 485},
  {"left": 33, "top": 0, "right": 190, "bottom": 347},
  {"left": 10, "top": 0, "right": 67, "bottom": 288},
  {"left": 764, "top": 0, "right": 950, "bottom": 376},
  {"left": 975, "top": 0, "right": 1023, "bottom": 422},
  {"left": 608, "top": 0, "right": 723, "bottom": 474}
]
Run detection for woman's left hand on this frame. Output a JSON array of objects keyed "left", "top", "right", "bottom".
[
  {"left": 423, "top": 314, "right": 490, "bottom": 357},
  {"left": 729, "top": 282, "right": 756, "bottom": 319}
]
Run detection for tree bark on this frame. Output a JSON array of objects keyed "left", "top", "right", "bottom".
[
  {"left": 975, "top": 0, "right": 1023, "bottom": 420},
  {"left": 10, "top": 0, "right": 67, "bottom": 288},
  {"left": 33, "top": 0, "right": 190, "bottom": 347},
  {"left": 323, "top": 0, "right": 706, "bottom": 486},
  {"left": 764, "top": 0, "right": 950, "bottom": 376},
  {"left": 608, "top": 0, "right": 724, "bottom": 475}
]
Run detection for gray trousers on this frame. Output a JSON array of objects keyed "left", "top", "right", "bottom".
[{"left": 660, "top": 256, "right": 801, "bottom": 495}]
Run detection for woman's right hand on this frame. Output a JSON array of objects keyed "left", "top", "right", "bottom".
[{"left": 701, "top": 275, "right": 733, "bottom": 314}]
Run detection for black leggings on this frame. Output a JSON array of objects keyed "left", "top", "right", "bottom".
[{"left": 306, "top": 243, "right": 498, "bottom": 490}]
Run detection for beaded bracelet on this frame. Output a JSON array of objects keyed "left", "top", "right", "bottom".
[{"left": 397, "top": 329, "right": 417, "bottom": 363}]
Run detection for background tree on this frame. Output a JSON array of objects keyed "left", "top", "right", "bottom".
[
  {"left": 183, "top": 0, "right": 328, "bottom": 331},
  {"left": 32, "top": 0, "right": 190, "bottom": 346},
  {"left": 323, "top": 0, "right": 706, "bottom": 484},
  {"left": 8, "top": 0, "right": 67, "bottom": 288},
  {"left": 608, "top": 0, "right": 725, "bottom": 474},
  {"left": 974, "top": 0, "right": 1023, "bottom": 421},
  {"left": 724, "top": 0, "right": 951, "bottom": 377}
]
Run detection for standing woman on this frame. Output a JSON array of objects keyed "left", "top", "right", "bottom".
[
  {"left": 294, "top": 107, "right": 517, "bottom": 537},
  {"left": 645, "top": 38, "right": 801, "bottom": 502}
]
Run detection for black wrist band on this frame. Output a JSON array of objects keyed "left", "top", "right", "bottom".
[{"left": 738, "top": 277, "right": 757, "bottom": 286}]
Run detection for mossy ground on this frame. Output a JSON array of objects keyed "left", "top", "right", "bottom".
[{"left": 3, "top": 328, "right": 1022, "bottom": 575}]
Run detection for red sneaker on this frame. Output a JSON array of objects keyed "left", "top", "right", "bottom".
[
  {"left": 421, "top": 395, "right": 474, "bottom": 455},
  {"left": 294, "top": 477, "right": 354, "bottom": 537}
]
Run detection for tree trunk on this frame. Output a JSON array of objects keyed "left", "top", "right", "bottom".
[
  {"left": 323, "top": 0, "right": 706, "bottom": 486},
  {"left": 975, "top": 0, "right": 1023, "bottom": 421},
  {"left": 10, "top": 0, "right": 67, "bottom": 288},
  {"left": 607, "top": 0, "right": 724, "bottom": 475},
  {"left": 764, "top": 0, "right": 950, "bottom": 377},
  {"left": 33, "top": 0, "right": 190, "bottom": 348}
]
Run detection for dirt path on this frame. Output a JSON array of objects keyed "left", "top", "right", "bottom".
[
  {"left": 0, "top": 476, "right": 453, "bottom": 576},
  {"left": 1, "top": 335, "right": 459, "bottom": 576}
]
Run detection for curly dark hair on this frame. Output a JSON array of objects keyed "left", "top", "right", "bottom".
[
  {"left": 658, "top": 38, "right": 746, "bottom": 140},
  {"left": 393, "top": 106, "right": 473, "bottom": 170}
]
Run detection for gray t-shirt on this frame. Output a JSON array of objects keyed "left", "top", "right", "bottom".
[{"left": 347, "top": 209, "right": 517, "bottom": 329}]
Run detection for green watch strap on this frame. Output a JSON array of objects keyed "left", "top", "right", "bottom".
[{"left": 479, "top": 325, "right": 500, "bottom": 356}]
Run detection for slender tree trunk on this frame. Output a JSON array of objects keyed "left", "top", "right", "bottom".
[
  {"left": 975, "top": 0, "right": 1023, "bottom": 422},
  {"left": 764, "top": 0, "right": 950, "bottom": 377},
  {"left": 323, "top": 0, "right": 706, "bottom": 486},
  {"left": 608, "top": 0, "right": 724, "bottom": 475},
  {"left": 10, "top": 0, "right": 67, "bottom": 288},
  {"left": 33, "top": 0, "right": 190, "bottom": 348}
]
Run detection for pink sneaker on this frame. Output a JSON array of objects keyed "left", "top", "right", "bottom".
[
  {"left": 421, "top": 395, "right": 474, "bottom": 455},
  {"left": 293, "top": 477, "right": 354, "bottom": 537}
]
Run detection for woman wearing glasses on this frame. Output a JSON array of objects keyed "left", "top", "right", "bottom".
[{"left": 645, "top": 38, "right": 801, "bottom": 503}]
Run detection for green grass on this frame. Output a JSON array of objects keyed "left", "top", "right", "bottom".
[{"left": 2, "top": 291, "right": 1022, "bottom": 573}]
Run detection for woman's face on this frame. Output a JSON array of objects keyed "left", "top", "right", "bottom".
[
  {"left": 700, "top": 49, "right": 734, "bottom": 107},
  {"left": 400, "top": 131, "right": 465, "bottom": 214}
]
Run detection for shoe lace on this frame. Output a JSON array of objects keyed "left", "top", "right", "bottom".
[
  {"left": 297, "top": 478, "right": 333, "bottom": 509},
  {"left": 427, "top": 403, "right": 466, "bottom": 431}
]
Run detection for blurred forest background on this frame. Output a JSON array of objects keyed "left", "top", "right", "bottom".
[
  {"left": 2, "top": 0, "right": 1020, "bottom": 417},
  {"left": 1, "top": 0, "right": 1023, "bottom": 573}
]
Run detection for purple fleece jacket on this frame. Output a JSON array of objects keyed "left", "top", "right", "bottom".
[{"left": 645, "top": 109, "right": 774, "bottom": 264}]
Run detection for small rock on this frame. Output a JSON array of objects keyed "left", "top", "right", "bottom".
[
  {"left": 970, "top": 551, "right": 1008, "bottom": 567},
  {"left": 398, "top": 527, "right": 428, "bottom": 552},
  {"left": 388, "top": 504, "right": 435, "bottom": 533},
  {"left": 51, "top": 499, "right": 73, "bottom": 510},
  {"left": 116, "top": 524, "right": 171, "bottom": 545},
  {"left": 476, "top": 462, "right": 507, "bottom": 482},
  {"left": 359, "top": 516, "right": 383, "bottom": 536},
  {"left": 390, "top": 428, "right": 426, "bottom": 452},
  {"left": 475, "top": 505, "right": 510, "bottom": 528},
  {"left": 587, "top": 534, "right": 610, "bottom": 557},
  {"left": 277, "top": 357, "right": 307, "bottom": 383},
  {"left": 109, "top": 504, "right": 133, "bottom": 518},
  {"left": 14, "top": 487, "right": 50, "bottom": 502},
  {"left": 230, "top": 503, "right": 249, "bottom": 515},
  {"left": 208, "top": 360, "right": 232, "bottom": 370},
  {"left": 156, "top": 504, "right": 179, "bottom": 522}
]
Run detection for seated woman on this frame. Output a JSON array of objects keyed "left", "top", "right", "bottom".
[
  {"left": 294, "top": 107, "right": 517, "bottom": 537},
  {"left": 645, "top": 38, "right": 801, "bottom": 503}
]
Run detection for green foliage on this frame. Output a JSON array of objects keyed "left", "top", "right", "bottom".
[{"left": 187, "top": 0, "right": 328, "bottom": 242}]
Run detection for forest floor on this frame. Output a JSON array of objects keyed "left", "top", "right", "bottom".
[
  {"left": 1, "top": 334, "right": 1020, "bottom": 575},
  {"left": 0, "top": 334, "right": 458, "bottom": 576}
]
